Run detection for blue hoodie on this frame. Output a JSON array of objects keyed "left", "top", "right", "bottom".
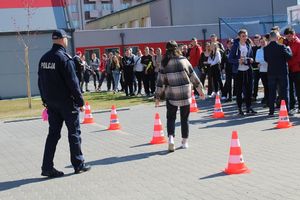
[{"left": 228, "top": 38, "right": 253, "bottom": 74}]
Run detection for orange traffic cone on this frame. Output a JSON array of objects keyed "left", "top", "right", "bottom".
[
  {"left": 82, "top": 102, "right": 94, "bottom": 124},
  {"left": 224, "top": 131, "right": 250, "bottom": 175},
  {"left": 212, "top": 94, "right": 224, "bottom": 118},
  {"left": 150, "top": 113, "right": 167, "bottom": 144},
  {"left": 108, "top": 105, "right": 121, "bottom": 130},
  {"left": 276, "top": 100, "right": 292, "bottom": 129},
  {"left": 190, "top": 90, "right": 199, "bottom": 113}
]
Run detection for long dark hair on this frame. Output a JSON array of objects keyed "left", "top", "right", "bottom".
[{"left": 161, "top": 49, "right": 182, "bottom": 67}]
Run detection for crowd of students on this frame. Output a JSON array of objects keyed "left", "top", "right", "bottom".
[
  {"left": 179, "top": 26, "right": 299, "bottom": 116},
  {"left": 73, "top": 25, "right": 300, "bottom": 117},
  {"left": 73, "top": 47, "right": 162, "bottom": 97}
]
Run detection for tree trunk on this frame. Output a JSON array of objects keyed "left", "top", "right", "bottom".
[{"left": 25, "top": 46, "right": 32, "bottom": 109}]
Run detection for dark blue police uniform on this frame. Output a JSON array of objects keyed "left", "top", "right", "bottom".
[{"left": 38, "top": 32, "right": 87, "bottom": 175}]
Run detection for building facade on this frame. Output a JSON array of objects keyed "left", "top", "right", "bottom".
[
  {"left": 86, "top": 0, "right": 298, "bottom": 36},
  {"left": 0, "top": 0, "right": 72, "bottom": 99},
  {"left": 67, "top": 0, "right": 150, "bottom": 30}
]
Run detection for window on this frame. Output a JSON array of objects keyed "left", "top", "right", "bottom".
[
  {"left": 72, "top": 21, "right": 80, "bottom": 29},
  {"left": 105, "top": 47, "right": 120, "bottom": 55},
  {"left": 102, "top": 2, "right": 112, "bottom": 11},
  {"left": 84, "top": 3, "right": 96, "bottom": 12},
  {"left": 84, "top": 49, "right": 100, "bottom": 64},
  {"left": 68, "top": 4, "right": 78, "bottom": 13},
  {"left": 121, "top": 2, "right": 130, "bottom": 10}
]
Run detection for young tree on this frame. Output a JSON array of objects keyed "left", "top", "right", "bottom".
[{"left": 12, "top": 0, "right": 38, "bottom": 109}]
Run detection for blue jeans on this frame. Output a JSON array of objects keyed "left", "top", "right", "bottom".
[{"left": 112, "top": 70, "right": 120, "bottom": 91}]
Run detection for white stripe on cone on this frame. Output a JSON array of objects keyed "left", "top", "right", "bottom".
[
  {"left": 230, "top": 139, "right": 240, "bottom": 147},
  {"left": 153, "top": 131, "right": 164, "bottom": 137},
  {"left": 228, "top": 155, "right": 244, "bottom": 164},
  {"left": 84, "top": 114, "right": 93, "bottom": 118}
]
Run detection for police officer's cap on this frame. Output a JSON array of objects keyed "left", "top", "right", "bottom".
[{"left": 52, "top": 29, "right": 71, "bottom": 40}]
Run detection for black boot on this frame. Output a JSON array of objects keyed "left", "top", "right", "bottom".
[
  {"left": 246, "top": 108, "right": 257, "bottom": 114},
  {"left": 238, "top": 108, "right": 244, "bottom": 116}
]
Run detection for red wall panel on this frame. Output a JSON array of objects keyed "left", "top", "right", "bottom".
[{"left": 0, "top": 0, "right": 66, "bottom": 9}]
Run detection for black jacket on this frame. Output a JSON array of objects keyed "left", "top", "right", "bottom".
[
  {"left": 264, "top": 41, "right": 292, "bottom": 76},
  {"left": 38, "top": 44, "right": 84, "bottom": 108}
]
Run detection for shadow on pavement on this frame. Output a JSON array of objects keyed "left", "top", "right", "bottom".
[
  {"left": 174, "top": 98, "right": 275, "bottom": 129},
  {"left": 90, "top": 129, "right": 108, "bottom": 133},
  {"left": 0, "top": 173, "right": 73, "bottom": 192},
  {"left": 130, "top": 143, "right": 152, "bottom": 148},
  {"left": 197, "top": 114, "right": 270, "bottom": 129},
  {"left": 85, "top": 150, "right": 168, "bottom": 166},
  {"left": 199, "top": 171, "right": 227, "bottom": 180}
]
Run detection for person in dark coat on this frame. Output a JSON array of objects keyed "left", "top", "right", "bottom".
[
  {"left": 38, "top": 30, "right": 91, "bottom": 177},
  {"left": 229, "top": 29, "right": 256, "bottom": 116},
  {"left": 264, "top": 31, "right": 293, "bottom": 116},
  {"left": 73, "top": 51, "right": 84, "bottom": 93}
]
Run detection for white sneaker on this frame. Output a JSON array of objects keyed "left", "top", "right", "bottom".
[
  {"left": 217, "top": 91, "right": 221, "bottom": 96},
  {"left": 209, "top": 92, "right": 216, "bottom": 98},
  {"left": 221, "top": 96, "right": 227, "bottom": 100},
  {"left": 168, "top": 136, "right": 175, "bottom": 152},
  {"left": 181, "top": 138, "right": 189, "bottom": 149}
]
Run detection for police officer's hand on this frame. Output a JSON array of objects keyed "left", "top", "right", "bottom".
[
  {"left": 42, "top": 102, "right": 48, "bottom": 108},
  {"left": 80, "top": 106, "right": 85, "bottom": 112}
]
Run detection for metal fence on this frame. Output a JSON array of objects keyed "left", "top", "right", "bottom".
[{"left": 219, "top": 15, "right": 288, "bottom": 40}]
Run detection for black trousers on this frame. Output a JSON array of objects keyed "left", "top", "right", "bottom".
[
  {"left": 289, "top": 72, "right": 300, "bottom": 109},
  {"left": 99, "top": 72, "right": 114, "bottom": 91},
  {"left": 166, "top": 101, "right": 190, "bottom": 139},
  {"left": 144, "top": 73, "right": 156, "bottom": 95},
  {"left": 106, "top": 73, "right": 114, "bottom": 91},
  {"left": 210, "top": 64, "right": 223, "bottom": 93},
  {"left": 135, "top": 71, "right": 144, "bottom": 94},
  {"left": 268, "top": 75, "right": 289, "bottom": 113},
  {"left": 236, "top": 69, "right": 253, "bottom": 109},
  {"left": 200, "top": 67, "right": 213, "bottom": 95},
  {"left": 42, "top": 103, "right": 84, "bottom": 171},
  {"left": 92, "top": 70, "right": 100, "bottom": 88},
  {"left": 260, "top": 72, "right": 269, "bottom": 104},
  {"left": 223, "top": 67, "right": 233, "bottom": 99},
  {"left": 252, "top": 70, "right": 260, "bottom": 99},
  {"left": 124, "top": 70, "right": 134, "bottom": 95}
]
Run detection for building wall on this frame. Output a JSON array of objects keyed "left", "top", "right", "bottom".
[
  {"left": 0, "top": 33, "right": 74, "bottom": 99},
  {"left": 170, "top": 0, "right": 297, "bottom": 25},
  {"left": 0, "top": 33, "right": 53, "bottom": 99},
  {"left": 86, "top": 4, "right": 150, "bottom": 29},
  {"left": 149, "top": 0, "right": 171, "bottom": 26}
]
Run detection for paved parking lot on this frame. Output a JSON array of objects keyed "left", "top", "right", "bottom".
[{"left": 1, "top": 98, "right": 300, "bottom": 200}]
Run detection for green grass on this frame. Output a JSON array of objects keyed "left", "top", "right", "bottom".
[{"left": 0, "top": 92, "right": 153, "bottom": 120}]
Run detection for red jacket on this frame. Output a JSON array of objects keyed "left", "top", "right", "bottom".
[
  {"left": 288, "top": 36, "right": 300, "bottom": 73},
  {"left": 99, "top": 59, "right": 106, "bottom": 72},
  {"left": 189, "top": 44, "right": 202, "bottom": 67}
]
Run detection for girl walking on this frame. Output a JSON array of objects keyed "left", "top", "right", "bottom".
[{"left": 155, "top": 41, "right": 205, "bottom": 152}]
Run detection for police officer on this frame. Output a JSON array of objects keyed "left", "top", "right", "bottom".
[{"left": 38, "top": 29, "right": 91, "bottom": 177}]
